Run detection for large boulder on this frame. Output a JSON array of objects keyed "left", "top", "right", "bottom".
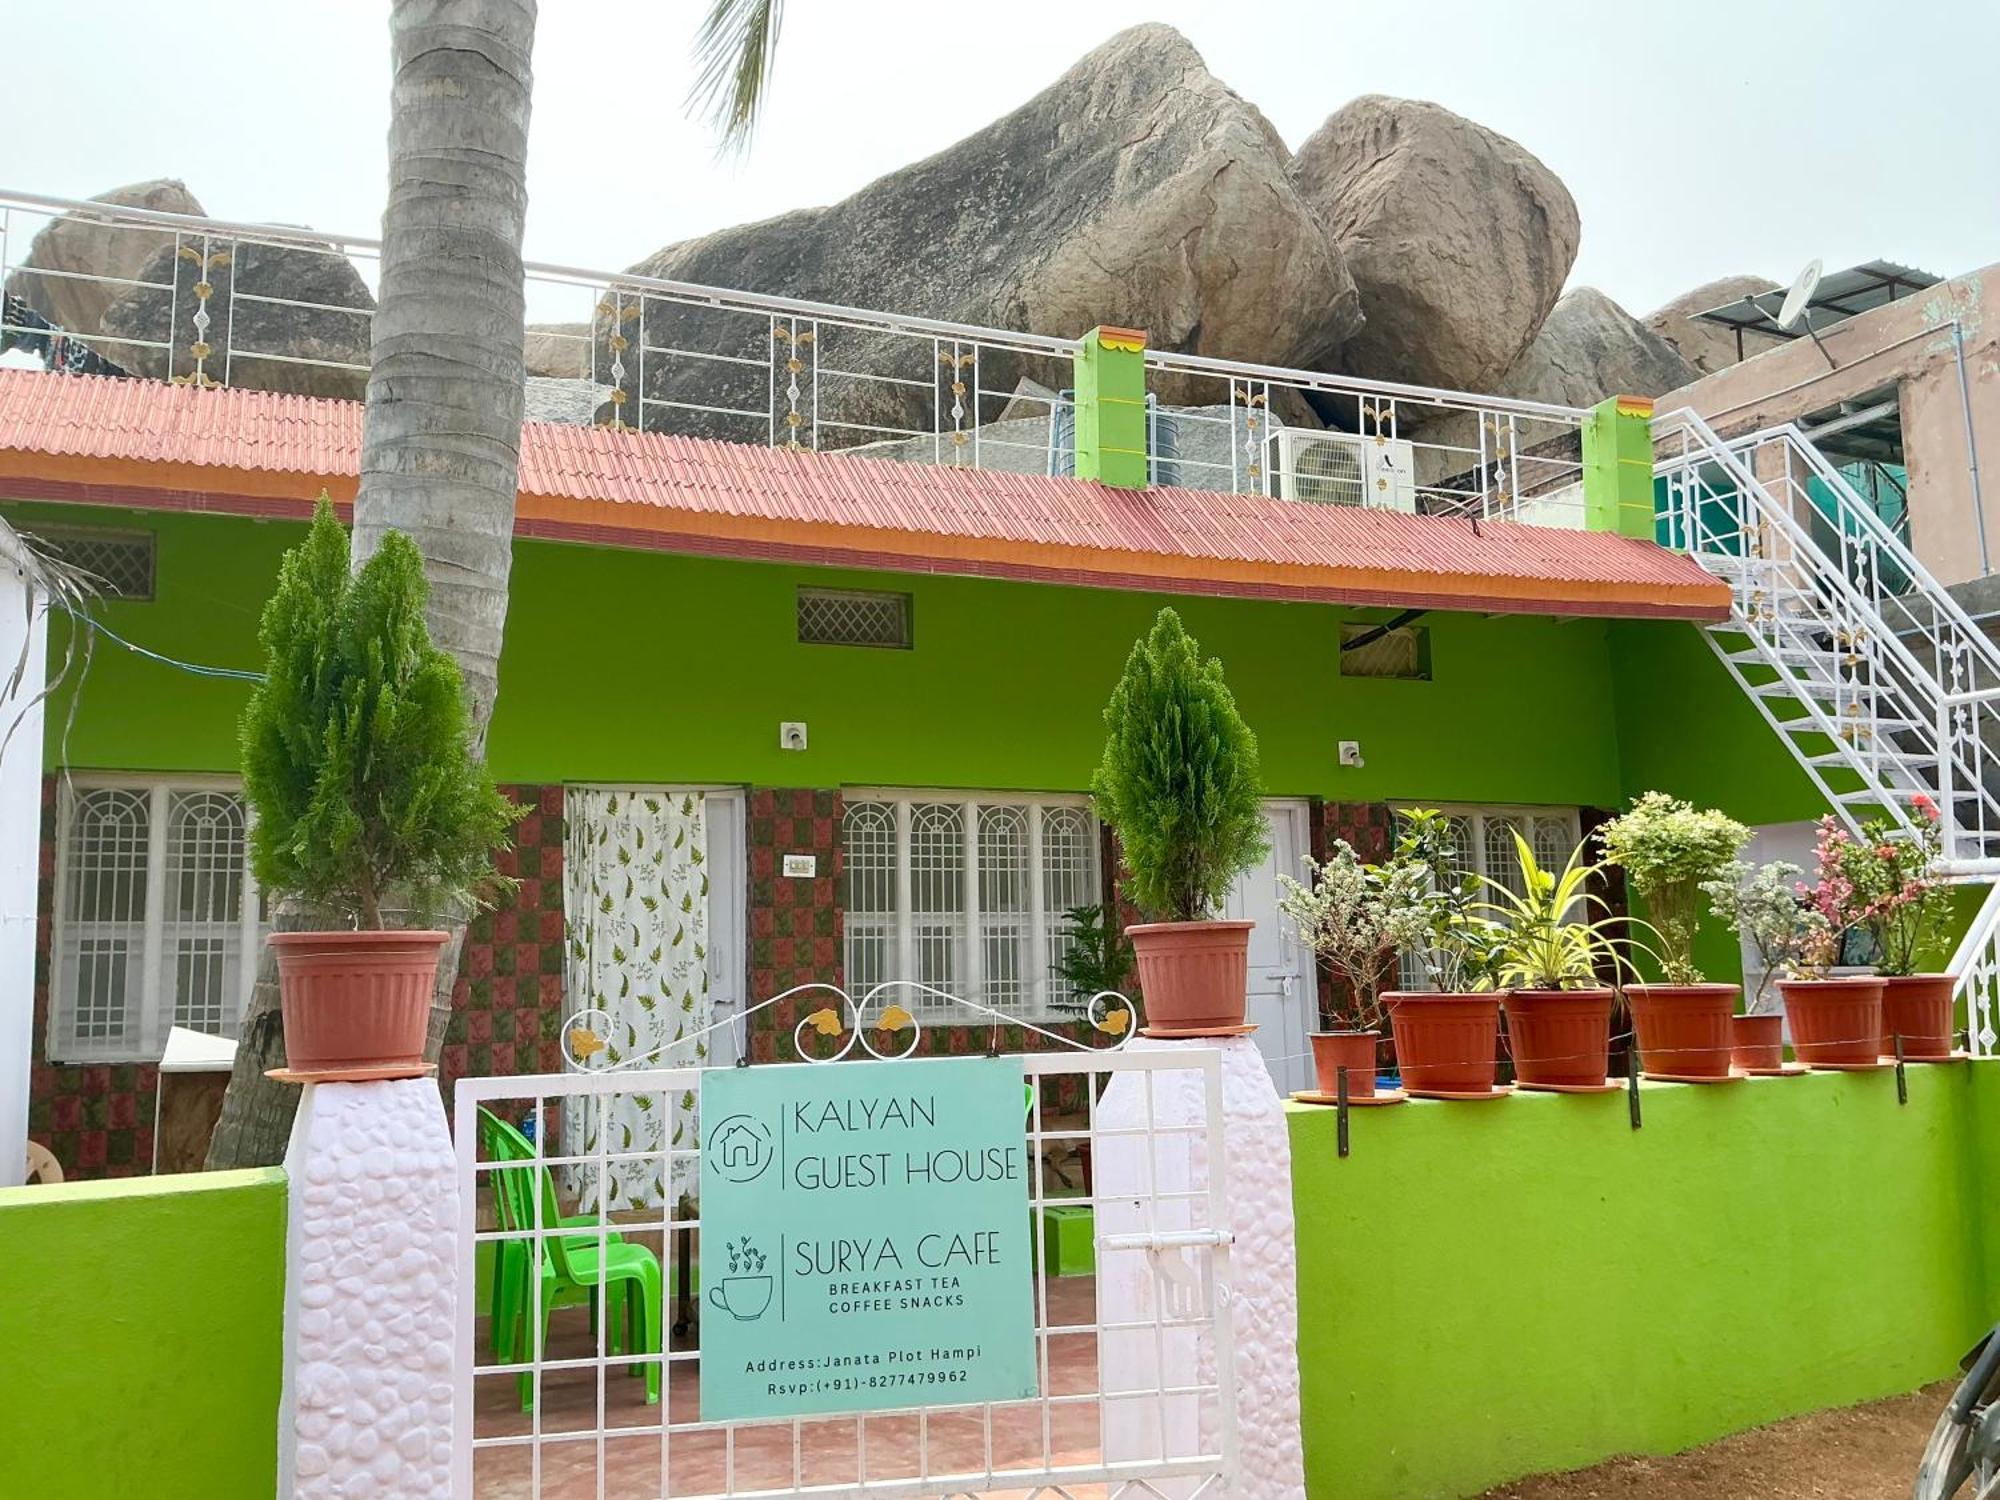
[
  {"left": 1499, "top": 287, "right": 1696, "bottom": 407},
  {"left": 1411, "top": 289, "right": 1693, "bottom": 496},
  {"left": 4, "top": 180, "right": 205, "bottom": 346},
  {"left": 1289, "top": 96, "right": 1579, "bottom": 393},
  {"left": 523, "top": 322, "right": 590, "bottom": 379},
  {"left": 605, "top": 24, "right": 1359, "bottom": 444},
  {"left": 99, "top": 234, "right": 375, "bottom": 399},
  {"left": 1643, "top": 274, "right": 1781, "bottom": 377}
]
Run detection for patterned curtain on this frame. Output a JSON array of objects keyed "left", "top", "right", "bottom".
[{"left": 561, "top": 789, "right": 711, "bottom": 1211}]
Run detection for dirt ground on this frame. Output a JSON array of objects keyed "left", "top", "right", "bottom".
[{"left": 1481, "top": 1381, "right": 1951, "bottom": 1498}]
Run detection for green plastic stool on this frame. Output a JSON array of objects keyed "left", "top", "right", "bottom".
[{"left": 1040, "top": 1202, "right": 1095, "bottom": 1277}]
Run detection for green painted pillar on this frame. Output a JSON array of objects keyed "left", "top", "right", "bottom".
[
  {"left": 1073, "top": 325, "right": 1149, "bottom": 488},
  {"left": 1582, "top": 395, "right": 1657, "bottom": 538}
]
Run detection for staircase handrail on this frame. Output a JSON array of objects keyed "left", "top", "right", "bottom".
[
  {"left": 1652, "top": 406, "right": 1948, "bottom": 695},
  {"left": 1714, "top": 420, "right": 2000, "bottom": 686},
  {"left": 1655, "top": 405, "right": 2000, "bottom": 873},
  {"left": 1947, "top": 880, "right": 2000, "bottom": 982}
]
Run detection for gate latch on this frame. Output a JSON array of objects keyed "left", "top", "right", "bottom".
[{"left": 1096, "top": 1228, "right": 1234, "bottom": 1319}]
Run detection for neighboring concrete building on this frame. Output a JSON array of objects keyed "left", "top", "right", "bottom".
[{"left": 1655, "top": 261, "right": 1994, "bottom": 589}]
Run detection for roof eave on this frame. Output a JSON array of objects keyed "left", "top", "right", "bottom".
[{"left": 0, "top": 450, "right": 1732, "bottom": 623}]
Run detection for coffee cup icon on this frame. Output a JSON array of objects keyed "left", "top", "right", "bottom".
[{"left": 708, "top": 1275, "right": 773, "bottom": 1322}]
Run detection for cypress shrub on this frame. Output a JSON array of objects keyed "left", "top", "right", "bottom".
[
  {"left": 1092, "top": 607, "right": 1267, "bottom": 922},
  {"left": 240, "top": 496, "right": 518, "bottom": 928}
]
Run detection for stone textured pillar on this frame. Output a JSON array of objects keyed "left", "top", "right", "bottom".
[
  {"left": 1096, "top": 1034, "right": 1306, "bottom": 1498},
  {"left": 280, "top": 1078, "right": 458, "bottom": 1497}
]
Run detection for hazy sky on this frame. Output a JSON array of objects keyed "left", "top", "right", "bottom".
[{"left": 9, "top": 0, "right": 1999, "bottom": 327}]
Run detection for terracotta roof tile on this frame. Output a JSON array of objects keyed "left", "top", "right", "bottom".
[{"left": 0, "top": 369, "right": 1728, "bottom": 619}]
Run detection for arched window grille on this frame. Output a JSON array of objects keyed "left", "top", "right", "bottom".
[
  {"left": 839, "top": 791, "right": 1102, "bottom": 1018},
  {"left": 51, "top": 779, "right": 262, "bottom": 1061}
]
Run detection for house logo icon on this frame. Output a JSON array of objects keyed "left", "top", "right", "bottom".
[{"left": 706, "top": 1114, "right": 774, "bottom": 1184}]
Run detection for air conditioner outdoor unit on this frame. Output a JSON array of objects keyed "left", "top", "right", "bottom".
[{"left": 1275, "top": 428, "right": 1417, "bottom": 512}]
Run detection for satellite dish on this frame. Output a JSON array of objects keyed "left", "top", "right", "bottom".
[{"left": 1776, "top": 258, "right": 1823, "bottom": 330}]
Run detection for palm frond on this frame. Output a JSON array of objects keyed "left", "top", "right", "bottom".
[{"left": 686, "top": 0, "right": 786, "bottom": 154}]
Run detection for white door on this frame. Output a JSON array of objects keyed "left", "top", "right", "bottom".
[
  {"left": 702, "top": 790, "right": 748, "bottom": 1069},
  {"left": 1219, "top": 800, "right": 1317, "bottom": 1095}
]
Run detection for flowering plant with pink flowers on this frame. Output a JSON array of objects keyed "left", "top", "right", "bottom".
[
  {"left": 1838, "top": 795, "right": 1953, "bottom": 976},
  {"left": 1786, "top": 816, "right": 1879, "bottom": 976}
]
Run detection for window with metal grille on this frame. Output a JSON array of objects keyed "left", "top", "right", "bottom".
[
  {"left": 26, "top": 526, "right": 155, "bottom": 601},
  {"left": 1339, "top": 623, "right": 1431, "bottom": 680},
  {"left": 51, "top": 779, "right": 262, "bottom": 1061},
  {"left": 840, "top": 792, "right": 1100, "bottom": 1018},
  {"left": 797, "top": 587, "right": 912, "bottom": 649},
  {"left": 1392, "top": 804, "right": 1582, "bottom": 990}
]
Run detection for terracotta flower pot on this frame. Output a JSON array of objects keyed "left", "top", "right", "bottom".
[
  {"left": 1879, "top": 974, "right": 1957, "bottom": 1060},
  {"left": 1628, "top": 983, "right": 1739, "bottom": 1079},
  {"left": 1731, "top": 1013, "right": 1786, "bottom": 1071},
  {"left": 1310, "top": 1031, "right": 1379, "bottom": 1098},
  {"left": 1776, "top": 976, "right": 1885, "bottom": 1067},
  {"left": 1126, "top": 921, "right": 1254, "bottom": 1034},
  {"left": 1386, "top": 992, "right": 1501, "bottom": 1095},
  {"left": 1503, "top": 989, "right": 1613, "bottom": 1089},
  {"left": 271, "top": 929, "right": 450, "bottom": 1078}
]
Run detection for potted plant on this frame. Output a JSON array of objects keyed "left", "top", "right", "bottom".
[
  {"left": 1849, "top": 797, "right": 1958, "bottom": 1059},
  {"left": 1379, "top": 810, "right": 1509, "bottom": 1098},
  {"left": 1278, "top": 840, "right": 1425, "bottom": 1100},
  {"left": 1701, "top": 859, "right": 1807, "bottom": 1071},
  {"left": 1481, "top": 832, "right": 1635, "bottom": 1091},
  {"left": 1052, "top": 900, "right": 1139, "bottom": 1083},
  {"left": 1597, "top": 792, "right": 1751, "bottom": 1080},
  {"left": 1050, "top": 903, "right": 1136, "bottom": 1016},
  {"left": 1092, "top": 608, "right": 1268, "bottom": 1035},
  {"left": 1772, "top": 817, "right": 1888, "bottom": 1068},
  {"left": 241, "top": 498, "right": 519, "bottom": 1079}
]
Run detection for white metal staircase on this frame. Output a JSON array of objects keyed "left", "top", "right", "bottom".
[{"left": 1654, "top": 408, "right": 2000, "bottom": 1053}]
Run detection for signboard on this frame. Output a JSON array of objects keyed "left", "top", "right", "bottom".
[{"left": 698, "top": 1055, "right": 1037, "bottom": 1420}]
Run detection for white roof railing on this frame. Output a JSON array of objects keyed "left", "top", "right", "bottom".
[{"left": 0, "top": 187, "right": 1591, "bottom": 518}]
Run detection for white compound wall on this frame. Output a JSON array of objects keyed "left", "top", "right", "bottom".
[
  {"left": 1096, "top": 1033, "right": 1306, "bottom": 1499},
  {"left": 279, "top": 1078, "right": 459, "bottom": 1498}
]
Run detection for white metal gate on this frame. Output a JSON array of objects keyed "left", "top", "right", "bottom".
[{"left": 452, "top": 985, "right": 1238, "bottom": 1499}]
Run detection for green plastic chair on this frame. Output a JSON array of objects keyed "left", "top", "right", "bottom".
[
  {"left": 477, "top": 1109, "right": 662, "bottom": 1408},
  {"left": 477, "top": 1109, "right": 626, "bottom": 1362}
]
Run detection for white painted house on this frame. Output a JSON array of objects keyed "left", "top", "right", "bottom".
[{"left": 0, "top": 514, "right": 51, "bottom": 1186}]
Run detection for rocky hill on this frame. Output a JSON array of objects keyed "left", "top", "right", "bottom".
[{"left": 9, "top": 25, "right": 1769, "bottom": 426}]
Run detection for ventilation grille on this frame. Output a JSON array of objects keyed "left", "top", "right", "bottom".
[
  {"left": 1339, "top": 624, "right": 1430, "bottom": 680},
  {"left": 1281, "top": 433, "right": 1367, "bottom": 506},
  {"left": 28, "top": 527, "right": 156, "bottom": 601},
  {"left": 797, "top": 587, "right": 912, "bottom": 649}
]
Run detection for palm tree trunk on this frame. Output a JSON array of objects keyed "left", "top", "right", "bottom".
[
  {"left": 208, "top": 0, "right": 536, "bottom": 1169},
  {"left": 350, "top": 0, "right": 536, "bottom": 723}
]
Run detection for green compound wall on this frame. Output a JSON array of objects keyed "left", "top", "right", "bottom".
[
  {"left": 1289, "top": 1064, "right": 2000, "bottom": 1499},
  {"left": 0, "top": 1168, "right": 286, "bottom": 1497}
]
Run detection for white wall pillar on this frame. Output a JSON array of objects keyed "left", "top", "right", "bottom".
[
  {"left": 280, "top": 1078, "right": 459, "bottom": 1498},
  {"left": 0, "top": 525, "right": 47, "bottom": 1189},
  {"left": 1097, "top": 1034, "right": 1306, "bottom": 1499}
]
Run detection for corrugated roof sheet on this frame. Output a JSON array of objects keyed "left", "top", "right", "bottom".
[{"left": 0, "top": 369, "right": 1728, "bottom": 618}]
